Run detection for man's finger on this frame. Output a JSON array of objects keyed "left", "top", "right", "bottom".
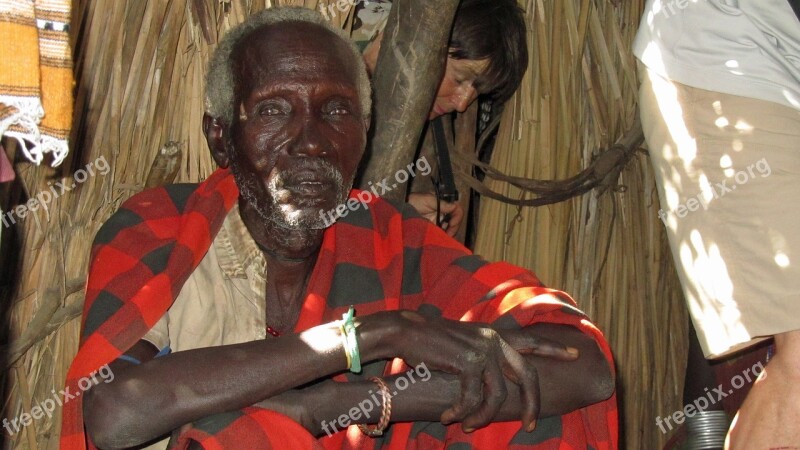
[
  {"left": 462, "top": 360, "right": 507, "bottom": 432},
  {"left": 526, "top": 340, "right": 579, "bottom": 360},
  {"left": 441, "top": 370, "right": 483, "bottom": 425},
  {"left": 502, "top": 343, "right": 540, "bottom": 432},
  {"left": 498, "top": 329, "right": 579, "bottom": 361}
]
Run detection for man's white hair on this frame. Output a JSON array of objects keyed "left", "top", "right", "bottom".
[{"left": 204, "top": 7, "right": 372, "bottom": 125}]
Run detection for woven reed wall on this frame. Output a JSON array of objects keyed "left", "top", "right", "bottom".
[
  {"left": 473, "top": 0, "right": 688, "bottom": 448},
  {"left": 0, "top": 1, "right": 687, "bottom": 449}
]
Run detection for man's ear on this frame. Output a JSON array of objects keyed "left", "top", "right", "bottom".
[{"left": 203, "top": 113, "right": 230, "bottom": 168}]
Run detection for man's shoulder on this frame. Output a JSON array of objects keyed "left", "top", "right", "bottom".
[
  {"left": 126, "top": 183, "right": 202, "bottom": 213},
  {"left": 93, "top": 183, "right": 202, "bottom": 246}
]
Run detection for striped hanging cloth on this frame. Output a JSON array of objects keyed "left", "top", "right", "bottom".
[{"left": 0, "top": 0, "right": 73, "bottom": 166}]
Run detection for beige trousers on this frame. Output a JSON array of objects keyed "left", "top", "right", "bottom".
[{"left": 639, "top": 66, "right": 800, "bottom": 359}]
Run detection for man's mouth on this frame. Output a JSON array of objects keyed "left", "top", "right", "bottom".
[
  {"left": 274, "top": 170, "right": 339, "bottom": 205},
  {"left": 287, "top": 180, "right": 331, "bottom": 196}
]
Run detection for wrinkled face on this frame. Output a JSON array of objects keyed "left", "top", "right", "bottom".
[
  {"left": 429, "top": 57, "right": 489, "bottom": 119},
  {"left": 228, "top": 22, "right": 367, "bottom": 230}
]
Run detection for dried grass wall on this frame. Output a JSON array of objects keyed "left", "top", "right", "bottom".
[
  {"left": 474, "top": 0, "right": 688, "bottom": 448},
  {"left": 0, "top": 1, "right": 687, "bottom": 449}
]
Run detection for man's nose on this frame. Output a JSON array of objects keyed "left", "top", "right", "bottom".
[
  {"left": 454, "top": 85, "right": 478, "bottom": 113},
  {"left": 289, "top": 115, "right": 328, "bottom": 157}
]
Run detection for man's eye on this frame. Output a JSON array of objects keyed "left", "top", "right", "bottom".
[
  {"left": 326, "top": 104, "right": 351, "bottom": 115},
  {"left": 257, "top": 103, "right": 285, "bottom": 116}
]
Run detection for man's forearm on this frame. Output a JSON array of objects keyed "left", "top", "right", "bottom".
[
  {"left": 311, "top": 324, "right": 614, "bottom": 435},
  {"left": 84, "top": 313, "right": 398, "bottom": 449}
]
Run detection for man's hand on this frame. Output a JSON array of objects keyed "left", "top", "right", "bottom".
[
  {"left": 407, "top": 193, "right": 464, "bottom": 237},
  {"left": 389, "top": 311, "right": 560, "bottom": 432},
  {"left": 258, "top": 320, "right": 610, "bottom": 438}
]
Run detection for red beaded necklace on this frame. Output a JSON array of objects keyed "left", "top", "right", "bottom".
[{"left": 266, "top": 325, "right": 281, "bottom": 337}]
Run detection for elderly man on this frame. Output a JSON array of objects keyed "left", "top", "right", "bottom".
[{"left": 63, "top": 7, "right": 616, "bottom": 450}]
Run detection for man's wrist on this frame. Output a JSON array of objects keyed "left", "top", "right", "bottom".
[
  {"left": 356, "top": 311, "right": 403, "bottom": 362},
  {"left": 307, "top": 382, "right": 336, "bottom": 435}
]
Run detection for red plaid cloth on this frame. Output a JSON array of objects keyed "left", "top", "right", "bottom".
[{"left": 62, "top": 168, "right": 618, "bottom": 449}]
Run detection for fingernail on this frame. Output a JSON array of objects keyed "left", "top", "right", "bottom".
[
  {"left": 526, "top": 420, "right": 537, "bottom": 432},
  {"left": 567, "top": 347, "right": 579, "bottom": 356},
  {"left": 463, "top": 427, "right": 474, "bottom": 433}
]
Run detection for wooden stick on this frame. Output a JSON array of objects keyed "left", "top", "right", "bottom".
[{"left": 359, "top": 0, "right": 460, "bottom": 202}]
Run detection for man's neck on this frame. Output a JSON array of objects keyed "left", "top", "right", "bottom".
[
  {"left": 237, "top": 200, "right": 321, "bottom": 333},
  {"left": 237, "top": 199, "right": 325, "bottom": 263}
]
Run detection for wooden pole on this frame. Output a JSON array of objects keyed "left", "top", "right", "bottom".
[{"left": 358, "top": 0, "right": 460, "bottom": 203}]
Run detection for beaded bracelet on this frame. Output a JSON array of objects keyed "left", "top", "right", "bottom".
[{"left": 358, "top": 377, "right": 392, "bottom": 437}]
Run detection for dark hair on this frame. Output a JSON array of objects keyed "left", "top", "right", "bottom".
[{"left": 448, "top": 0, "right": 528, "bottom": 104}]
